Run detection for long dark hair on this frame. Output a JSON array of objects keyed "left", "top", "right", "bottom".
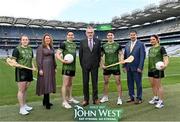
[{"left": 151, "top": 35, "right": 160, "bottom": 43}]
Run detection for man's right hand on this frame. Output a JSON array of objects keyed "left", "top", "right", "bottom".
[{"left": 101, "top": 65, "right": 107, "bottom": 69}]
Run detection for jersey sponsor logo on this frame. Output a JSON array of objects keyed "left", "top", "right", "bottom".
[{"left": 104, "top": 45, "right": 118, "bottom": 54}]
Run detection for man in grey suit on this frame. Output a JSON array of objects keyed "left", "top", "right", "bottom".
[{"left": 79, "top": 26, "right": 101, "bottom": 106}]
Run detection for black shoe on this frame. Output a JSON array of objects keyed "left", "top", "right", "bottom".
[
  {"left": 126, "top": 98, "right": 135, "bottom": 103},
  {"left": 46, "top": 105, "right": 51, "bottom": 109},
  {"left": 81, "top": 100, "right": 89, "bottom": 107}
]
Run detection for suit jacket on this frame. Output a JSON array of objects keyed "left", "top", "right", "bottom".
[
  {"left": 124, "top": 40, "right": 146, "bottom": 71},
  {"left": 79, "top": 38, "right": 101, "bottom": 70}
]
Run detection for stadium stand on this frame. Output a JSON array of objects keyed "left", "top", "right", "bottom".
[{"left": 0, "top": 0, "right": 180, "bottom": 57}]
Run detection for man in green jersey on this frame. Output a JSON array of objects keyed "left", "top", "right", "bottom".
[
  {"left": 12, "top": 35, "right": 35, "bottom": 115},
  {"left": 100, "top": 31, "right": 124, "bottom": 105},
  {"left": 148, "top": 35, "right": 169, "bottom": 109},
  {"left": 56, "top": 32, "right": 79, "bottom": 109}
]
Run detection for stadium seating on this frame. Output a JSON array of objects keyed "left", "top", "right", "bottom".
[{"left": 0, "top": 17, "right": 180, "bottom": 57}]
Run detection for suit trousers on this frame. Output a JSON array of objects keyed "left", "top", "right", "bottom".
[
  {"left": 82, "top": 67, "right": 98, "bottom": 101},
  {"left": 127, "top": 70, "right": 142, "bottom": 100}
]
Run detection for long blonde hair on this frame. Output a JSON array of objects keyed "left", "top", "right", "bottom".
[{"left": 42, "top": 33, "right": 53, "bottom": 48}]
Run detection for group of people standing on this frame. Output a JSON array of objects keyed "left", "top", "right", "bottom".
[{"left": 11, "top": 26, "right": 169, "bottom": 115}]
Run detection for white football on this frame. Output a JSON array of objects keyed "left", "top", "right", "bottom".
[
  {"left": 64, "top": 54, "right": 74, "bottom": 63},
  {"left": 155, "top": 61, "right": 164, "bottom": 70}
]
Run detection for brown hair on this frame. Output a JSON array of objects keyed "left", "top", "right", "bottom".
[
  {"left": 20, "top": 35, "right": 28, "bottom": 40},
  {"left": 151, "top": 35, "right": 160, "bottom": 43},
  {"left": 67, "top": 31, "right": 74, "bottom": 35},
  {"left": 42, "top": 33, "right": 53, "bottom": 48},
  {"left": 130, "top": 30, "right": 137, "bottom": 34},
  {"left": 19, "top": 35, "right": 29, "bottom": 45},
  {"left": 107, "top": 31, "right": 114, "bottom": 35}
]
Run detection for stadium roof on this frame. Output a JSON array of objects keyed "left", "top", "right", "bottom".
[
  {"left": 0, "top": 0, "right": 180, "bottom": 29},
  {"left": 112, "top": 0, "right": 180, "bottom": 28}
]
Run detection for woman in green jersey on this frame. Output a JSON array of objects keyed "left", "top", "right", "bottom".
[
  {"left": 56, "top": 32, "right": 79, "bottom": 109},
  {"left": 148, "top": 35, "right": 169, "bottom": 109},
  {"left": 12, "top": 35, "right": 35, "bottom": 115}
]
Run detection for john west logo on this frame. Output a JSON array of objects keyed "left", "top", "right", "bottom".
[{"left": 74, "top": 105, "right": 123, "bottom": 121}]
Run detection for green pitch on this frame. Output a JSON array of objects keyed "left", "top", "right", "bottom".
[
  {"left": 0, "top": 57, "right": 180, "bottom": 121},
  {"left": 0, "top": 57, "right": 180, "bottom": 105},
  {"left": 0, "top": 84, "right": 180, "bottom": 121}
]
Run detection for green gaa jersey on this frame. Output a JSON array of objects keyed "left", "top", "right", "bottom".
[
  {"left": 102, "top": 42, "right": 122, "bottom": 70},
  {"left": 148, "top": 46, "right": 167, "bottom": 71},
  {"left": 12, "top": 45, "right": 33, "bottom": 68},
  {"left": 60, "top": 40, "right": 77, "bottom": 71}
]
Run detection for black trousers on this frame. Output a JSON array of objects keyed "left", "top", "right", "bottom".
[{"left": 82, "top": 67, "right": 98, "bottom": 101}]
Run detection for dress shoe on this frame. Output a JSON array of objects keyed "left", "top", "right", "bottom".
[
  {"left": 81, "top": 100, "right": 89, "bottom": 107},
  {"left": 134, "top": 99, "right": 142, "bottom": 104},
  {"left": 126, "top": 98, "right": 135, "bottom": 103},
  {"left": 93, "top": 99, "right": 100, "bottom": 105}
]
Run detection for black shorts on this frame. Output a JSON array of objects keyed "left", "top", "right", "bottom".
[
  {"left": 62, "top": 70, "right": 75, "bottom": 77},
  {"left": 15, "top": 68, "right": 33, "bottom": 82},
  {"left": 103, "top": 69, "right": 121, "bottom": 75},
  {"left": 148, "top": 70, "right": 165, "bottom": 78}
]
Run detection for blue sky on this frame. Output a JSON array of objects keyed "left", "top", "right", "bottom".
[
  {"left": 0, "top": 0, "right": 161, "bottom": 23},
  {"left": 60, "top": 0, "right": 161, "bottom": 23}
]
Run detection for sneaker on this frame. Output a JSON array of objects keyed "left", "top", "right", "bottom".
[
  {"left": 155, "top": 101, "right": 164, "bottom": 109},
  {"left": 100, "top": 96, "right": 108, "bottom": 103},
  {"left": 117, "top": 97, "right": 123, "bottom": 105},
  {"left": 149, "top": 97, "right": 159, "bottom": 105},
  {"left": 68, "top": 98, "right": 79, "bottom": 104},
  {"left": 19, "top": 107, "right": 29, "bottom": 115},
  {"left": 24, "top": 104, "right": 33, "bottom": 111},
  {"left": 62, "top": 101, "right": 72, "bottom": 109}
]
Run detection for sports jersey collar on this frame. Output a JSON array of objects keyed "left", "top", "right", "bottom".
[
  {"left": 153, "top": 43, "right": 160, "bottom": 47},
  {"left": 19, "top": 45, "right": 29, "bottom": 48},
  {"left": 107, "top": 40, "right": 114, "bottom": 44},
  {"left": 67, "top": 40, "right": 73, "bottom": 43}
]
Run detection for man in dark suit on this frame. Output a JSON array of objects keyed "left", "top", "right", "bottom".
[
  {"left": 79, "top": 26, "right": 101, "bottom": 106},
  {"left": 123, "top": 30, "right": 146, "bottom": 104}
]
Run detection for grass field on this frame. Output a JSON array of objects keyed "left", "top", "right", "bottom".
[
  {"left": 0, "top": 57, "right": 180, "bottom": 121},
  {"left": 0, "top": 83, "right": 180, "bottom": 121}
]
